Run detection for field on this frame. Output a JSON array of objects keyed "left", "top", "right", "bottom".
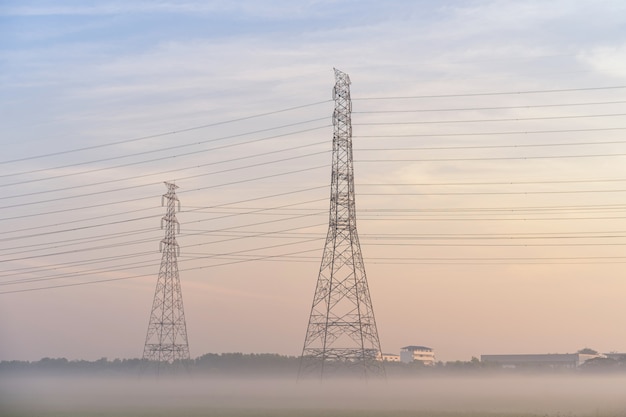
[
  {"left": 1, "top": 412, "right": 620, "bottom": 417},
  {"left": 2, "top": 375, "right": 626, "bottom": 417}
]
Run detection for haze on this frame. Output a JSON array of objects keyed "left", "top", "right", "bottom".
[{"left": 2, "top": 375, "right": 626, "bottom": 416}]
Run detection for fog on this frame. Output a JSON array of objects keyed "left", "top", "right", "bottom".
[{"left": 2, "top": 375, "right": 626, "bottom": 416}]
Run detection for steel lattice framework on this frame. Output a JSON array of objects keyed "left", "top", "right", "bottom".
[
  {"left": 299, "top": 69, "right": 385, "bottom": 379},
  {"left": 142, "top": 182, "right": 190, "bottom": 375}
]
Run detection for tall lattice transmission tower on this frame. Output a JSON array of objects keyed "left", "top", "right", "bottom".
[
  {"left": 142, "top": 182, "right": 190, "bottom": 375},
  {"left": 299, "top": 69, "right": 385, "bottom": 379}
]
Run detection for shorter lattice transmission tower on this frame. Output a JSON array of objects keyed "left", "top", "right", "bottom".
[
  {"left": 299, "top": 69, "right": 385, "bottom": 380},
  {"left": 142, "top": 182, "right": 190, "bottom": 375}
]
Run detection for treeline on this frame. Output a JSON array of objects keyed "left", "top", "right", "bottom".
[
  {"left": 0, "top": 353, "right": 301, "bottom": 377},
  {"left": 2, "top": 353, "right": 626, "bottom": 377}
]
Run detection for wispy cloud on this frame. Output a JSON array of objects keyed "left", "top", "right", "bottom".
[{"left": 579, "top": 43, "right": 626, "bottom": 80}]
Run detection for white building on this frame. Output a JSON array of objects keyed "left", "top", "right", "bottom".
[
  {"left": 378, "top": 353, "right": 401, "bottom": 362},
  {"left": 400, "top": 346, "right": 435, "bottom": 366}
]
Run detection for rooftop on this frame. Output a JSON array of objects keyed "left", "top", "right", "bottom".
[{"left": 401, "top": 345, "right": 433, "bottom": 352}]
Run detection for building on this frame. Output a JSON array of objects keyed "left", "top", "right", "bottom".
[
  {"left": 377, "top": 353, "right": 401, "bottom": 362},
  {"left": 481, "top": 353, "right": 603, "bottom": 369},
  {"left": 603, "top": 353, "right": 626, "bottom": 361},
  {"left": 400, "top": 346, "right": 435, "bottom": 365}
]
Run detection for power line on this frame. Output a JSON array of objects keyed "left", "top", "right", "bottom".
[
  {"left": 0, "top": 151, "right": 329, "bottom": 210},
  {"left": 0, "top": 212, "right": 327, "bottom": 278},
  {"left": 0, "top": 173, "right": 328, "bottom": 222},
  {"left": 1, "top": 124, "right": 330, "bottom": 187},
  {"left": 10, "top": 231, "right": 625, "bottom": 284},
  {"left": 4, "top": 187, "right": 623, "bottom": 249},
  {"left": 5, "top": 86, "right": 623, "bottom": 168},
  {"left": 0, "top": 236, "right": 324, "bottom": 291},
  {"left": 5, "top": 202, "right": 626, "bottom": 292},
  {"left": 1, "top": 233, "right": 159, "bottom": 263},
  {"left": 361, "top": 210, "right": 626, "bottom": 218},
  {"left": 0, "top": 255, "right": 159, "bottom": 286},
  {"left": 189, "top": 230, "right": 626, "bottom": 240},
  {"left": 353, "top": 100, "right": 626, "bottom": 114},
  {"left": 363, "top": 230, "right": 626, "bottom": 237},
  {"left": 0, "top": 250, "right": 158, "bottom": 278},
  {"left": 357, "top": 139, "right": 626, "bottom": 152},
  {"left": 355, "top": 112, "right": 626, "bottom": 126},
  {"left": 0, "top": 214, "right": 159, "bottom": 243},
  {"left": 0, "top": 118, "right": 328, "bottom": 181},
  {"left": 0, "top": 100, "right": 332, "bottom": 165},
  {"left": 5, "top": 251, "right": 626, "bottom": 295},
  {"left": 7, "top": 85, "right": 622, "bottom": 167},
  {"left": 1, "top": 203, "right": 328, "bottom": 266},
  {"left": 5, "top": 86, "right": 626, "bottom": 298},
  {"left": 3, "top": 139, "right": 328, "bottom": 200},
  {"left": 1, "top": 199, "right": 323, "bottom": 253},
  {"left": 6, "top": 146, "right": 626, "bottom": 209},
  {"left": 0, "top": 249, "right": 315, "bottom": 295},
  {"left": 19, "top": 198, "right": 626, "bottom": 256},
  {"left": 358, "top": 214, "right": 626, "bottom": 221},
  {"left": 362, "top": 242, "right": 626, "bottom": 247},
  {"left": 3, "top": 206, "right": 160, "bottom": 236},
  {"left": 354, "top": 127, "right": 626, "bottom": 138},
  {"left": 356, "top": 152, "right": 626, "bottom": 163},
  {"left": 0, "top": 228, "right": 325, "bottom": 285},
  {"left": 0, "top": 226, "right": 158, "bottom": 255},
  {"left": 352, "top": 85, "right": 626, "bottom": 100},
  {"left": 184, "top": 202, "right": 626, "bottom": 213},
  {"left": 356, "top": 179, "right": 626, "bottom": 186}
]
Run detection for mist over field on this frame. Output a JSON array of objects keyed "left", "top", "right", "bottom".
[{"left": 2, "top": 374, "right": 626, "bottom": 417}]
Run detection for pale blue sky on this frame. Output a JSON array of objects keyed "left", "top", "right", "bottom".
[{"left": 2, "top": 0, "right": 626, "bottom": 362}]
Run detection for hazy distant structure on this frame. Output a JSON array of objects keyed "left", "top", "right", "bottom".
[
  {"left": 481, "top": 353, "right": 602, "bottom": 368},
  {"left": 141, "top": 182, "right": 190, "bottom": 375},
  {"left": 400, "top": 345, "right": 436, "bottom": 366},
  {"left": 299, "top": 69, "right": 385, "bottom": 379}
]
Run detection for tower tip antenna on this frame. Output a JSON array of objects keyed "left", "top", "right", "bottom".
[{"left": 333, "top": 68, "right": 350, "bottom": 84}]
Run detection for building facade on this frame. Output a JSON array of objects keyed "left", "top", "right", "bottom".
[
  {"left": 400, "top": 346, "right": 435, "bottom": 365},
  {"left": 378, "top": 353, "right": 401, "bottom": 362}
]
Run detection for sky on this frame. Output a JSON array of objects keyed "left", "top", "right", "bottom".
[{"left": 1, "top": 0, "right": 626, "bottom": 363}]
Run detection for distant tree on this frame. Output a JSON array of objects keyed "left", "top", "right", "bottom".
[
  {"left": 444, "top": 358, "right": 482, "bottom": 371},
  {"left": 580, "top": 357, "right": 618, "bottom": 372},
  {"left": 577, "top": 348, "right": 598, "bottom": 355},
  {"left": 194, "top": 352, "right": 299, "bottom": 375}
]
